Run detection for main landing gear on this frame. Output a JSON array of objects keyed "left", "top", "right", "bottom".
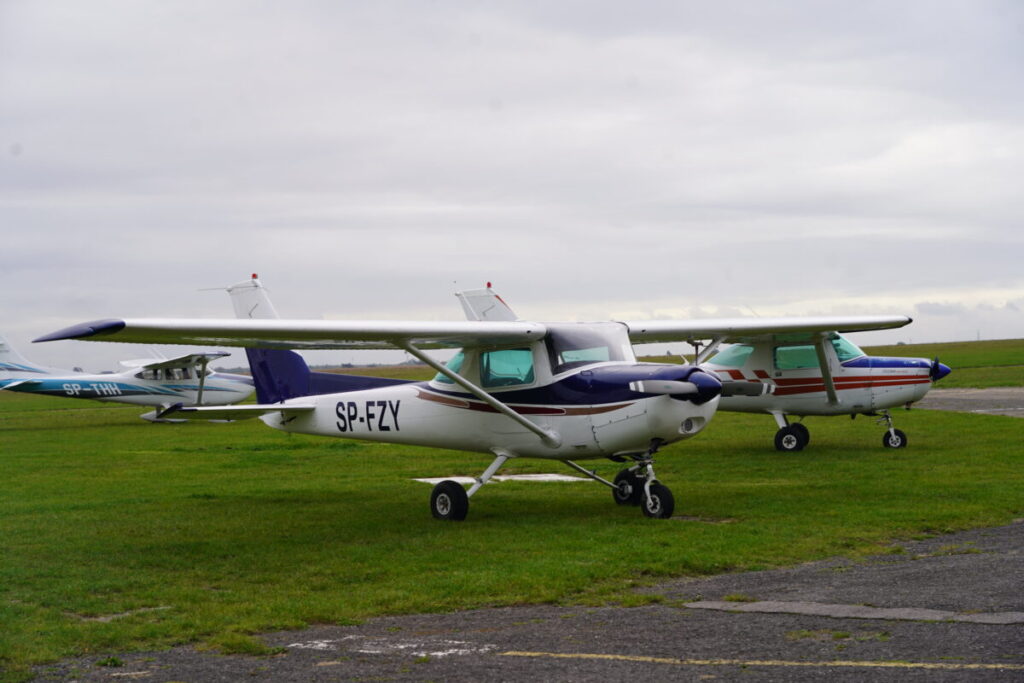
[
  {"left": 771, "top": 411, "right": 909, "bottom": 452},
  {"left": 430, "top": 442, "right": 676, "bottom": 521},
  {"left": 772, "top": 413, "right": 810, "bottom": 452}
]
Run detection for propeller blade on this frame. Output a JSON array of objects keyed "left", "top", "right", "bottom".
[
  {"left": 721, "top": 381, "right": 774, "bottom": 397},
  {"left": 629, "top": 379, "right": 699, "bottom": 395}
]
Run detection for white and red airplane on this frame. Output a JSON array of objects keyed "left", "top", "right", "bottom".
[
  {"left": 35, "top": 277, "right": 914, "bottom": 520},
  {"left": 456, "top": 285, "right": 952, "bottom": 452}
]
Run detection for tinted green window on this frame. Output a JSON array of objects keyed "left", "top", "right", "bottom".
[
  {"left": 432, "top": 351, "right": 465, "bottom": 384},
  {"left": 481, "top": 348, "right": 535, "bottom": 388},
  {"left": 832, "top": 335, "right": 865, "bottom": 363},
  {"left": 774, "top": 336, "right": 866, "bottom": 370},
  {"left": 774, "top": 344, "right": 819, "bottom": 370},
  {"left": 707, "top": 344, "right": 754, "bottom": 368}
]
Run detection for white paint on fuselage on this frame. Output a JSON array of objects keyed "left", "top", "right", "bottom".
[{"left": 260, "top": 373, "right": 719, "bottom": 460}]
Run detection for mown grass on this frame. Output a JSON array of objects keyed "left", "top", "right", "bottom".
[{"left": 1, "top": 340, "right": 1022, "bottom": 680}]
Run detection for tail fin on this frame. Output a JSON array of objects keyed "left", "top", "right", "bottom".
[
  {"left": 228, "top": 273, "right": 280, "bottom": 320},
  {"left": 0, "top": 334, "right": 51, "bottom": 375},
  {"left": 455, "top": 283, "right": 519, "bottom": 321},
  {"left": 227, "top": 275, "right": 411, "bottom": 403}
]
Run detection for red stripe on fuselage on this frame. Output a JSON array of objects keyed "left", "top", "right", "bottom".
[{"left": 415, "top": 389, "right": 634, "bottom": 416}]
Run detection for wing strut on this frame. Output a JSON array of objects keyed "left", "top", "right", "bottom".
[
  {"left": 196, "top": 356, "right": 211, "bottom": 405},
  {"left": 694, "top": 336, "right": 726, "bottom": 364},
  {"left": 396, "top": 341, "right": 562, "bottom": 449},
  {"left": 813, "top": 334, "right": 840, "bottom": 406}
]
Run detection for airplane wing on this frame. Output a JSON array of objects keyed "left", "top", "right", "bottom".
[
  {"left": 157, "top": 402, "right": 317, "bottom": 421},
  {"left": 35, "top": 318, "right": 547, "bottom": 350},
  {"left": 623, "top": 315, "right": 912, "bottom": 344},
  {"left": 125, "top": 352, "right": 232, "bottom": 371}
]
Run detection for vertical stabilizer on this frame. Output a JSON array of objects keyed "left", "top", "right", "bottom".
[
  {"left": 226, "top": 274, "right": 410, "bottom": 403},
  {"left": 455, "top": 284, "right": 519, "bottom": 321},
  {"left": 227, "top": 274, "right": 280, "bottom": 320},
  {"left": 0, "top": 334, "right": 49, "bottom": 375}
]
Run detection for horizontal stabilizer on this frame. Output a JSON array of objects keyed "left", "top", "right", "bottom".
[
  {"left": 1, "top": 379, "right": 40, "bottom": 391},
  {"left": 158, "top": 402, "right": 317, "bottom": 421}
]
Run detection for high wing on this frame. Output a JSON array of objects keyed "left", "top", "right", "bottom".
[
  {"left": 623, "top": 315, "right": 912, "bottom": 345},
  {"left": 35, "top": 318, "right": 547, "bottom": 350},
  {"left": 121, "top": 351, "right": 232, "bottom": 371}
]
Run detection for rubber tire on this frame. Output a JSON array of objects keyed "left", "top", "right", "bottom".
[
  {"left": 774, "top": 425, "right": 806, "bottom": 452},
  {"left": 790, "top": 422, "right": 810, "bottom": 447},
  {"left": 431, "top": 480, "right": 469, "bottom": 521},
  {"left": 641, "top": 482, "right": 675, "bottom": 519},
  {"left": 612, "top": 469, "right": 644, "bottom": 506},
  {"left": 883, "top": 429, "right": 908, "bottom": 449}
]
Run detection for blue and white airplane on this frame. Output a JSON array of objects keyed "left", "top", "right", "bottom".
[
  {"left": 35, "top": 278, "right": 912, "bottom": 520},
  {"left": 1, "top": 334, "right": 254, "bottom": 421},
  {"left": 457, "top": 285, "right": 952, "bottom": 452}
]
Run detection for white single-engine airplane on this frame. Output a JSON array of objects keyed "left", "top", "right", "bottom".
[
  {"left": 35, "top": 278, "right": 913, "bottom": 520},
  {"left": 456, "top": 286, "right": 952, "bottom": 452},
  {"left": 1, "top": 334, "right": 254, "bottom": 421}
]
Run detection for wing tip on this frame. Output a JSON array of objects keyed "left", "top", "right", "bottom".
[{"left": 34, "top": 319, "right": 127, "bottom": 343}]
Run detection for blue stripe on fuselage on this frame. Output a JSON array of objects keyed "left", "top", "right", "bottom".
[
  {"left": 429, "top": 364, "right": 716, "bottom": 406},
  {"left": 843, "top": 356, "right": 931, "bottom": 370}
]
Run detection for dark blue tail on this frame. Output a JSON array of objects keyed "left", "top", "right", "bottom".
[{"left": 245, "top": 348, "right": 413, "bottom": 403}]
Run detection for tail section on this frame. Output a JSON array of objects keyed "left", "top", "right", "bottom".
[
  {"left": 227, "top": 273, "right": 281, "bottom": 320},
  {"left": 0, "top": 334, "right": 52, "bottom": 377},
  {"left": 226, "top": 275, "right": 412, "bottom": 403},
  {"left": 456, "top": 283, "right": 519, "bottom": 321}
]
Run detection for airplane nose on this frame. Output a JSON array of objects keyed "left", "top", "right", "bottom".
[
  {"left": 930, "top": 359, "right": 952, "bottom": 382},
  {"left": 686, "top": 369, "right": 723, "bottom": 405}
]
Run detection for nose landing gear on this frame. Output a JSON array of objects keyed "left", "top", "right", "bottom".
[{"left": 566, "top": 439, "right": 676, "bottom": 519}]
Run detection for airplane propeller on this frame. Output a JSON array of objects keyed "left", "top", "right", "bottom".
[{"left": 930, "top": 357, "right": 952, "bottom": 381}]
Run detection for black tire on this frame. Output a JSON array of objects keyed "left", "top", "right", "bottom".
[
  {"left": 641, "top": 482, "right": 675, "bottom": 519},
  {"left": 774, "top": 425, "right": 806, "bottom": 452},
  {"left": 612, "top": 469, "right": 643, "bottom": 506},
  {"left": 790, "top": 422, "right": 810, "bottom": 447},
  {"left": 430, "top": 480, "right": 469, "bottom": 521},
  {"left": 883, "top": 429, "right": 908, "bottom": 449}
]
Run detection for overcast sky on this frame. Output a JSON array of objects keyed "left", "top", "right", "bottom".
[{"left": 2, "top": 0, "right": 1022, "bottom": 370}]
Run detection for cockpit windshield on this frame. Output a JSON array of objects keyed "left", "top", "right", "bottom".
[
  {"left": 831, "top": 334, "right": 866, "bottom": 363},
  {"left": 545, "top": 323, "right": 633, "bottom": 375}
]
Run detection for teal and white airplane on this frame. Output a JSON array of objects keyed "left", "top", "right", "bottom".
[{"left": 0, "top": 334, "right": 253, "bottom": 421}]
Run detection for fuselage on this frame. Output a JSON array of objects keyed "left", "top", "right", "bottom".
[
  {"left": 259, "top": 320, "right": 722, "bottom": 463},
  {"left": 2, "top": 368, "right": 254, "bottom": 407},
  {"left": 705, "top": 335, "right": 949, "bottom": 417}
]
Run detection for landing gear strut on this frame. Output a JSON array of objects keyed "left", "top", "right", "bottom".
[
  {"left": 877, "top": 410, "right": 908, "bottom": 448},
  {"left": 430, "top": 451, "right": 511, "bottom": 521},
  {"left": 772, "top": 413, "right": 809, "bottom": 452},
  {"left": 565, "top": 439, "right": 675, "bottom": 519}
]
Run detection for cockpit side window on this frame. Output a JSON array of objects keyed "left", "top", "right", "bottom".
[
  {"left": 706, "top": 344, "right": 754, "bottom": 368},
  {"left": 432, "top": 351, "right": 465, "bottom": 384},
  {"left": 774, "top": 335, "right": 867, "bottom": 370},
  {"left": 774, "top": 345, "right": 819, "bottom": 370},
  {"left": 481, "top": 348, "right": 534, "bottom": 388},
  {"left": 545, "top": 325, "right": 628, "bottom": 374},
  {"left": 832, "top": 335, "right": 866, "bottom": 363}
]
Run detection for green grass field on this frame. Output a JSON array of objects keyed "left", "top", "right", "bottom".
[{"left": 1, "top": 339, "right": 1022, "bottom": 680}]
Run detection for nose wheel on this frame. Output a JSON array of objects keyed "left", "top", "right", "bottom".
[
  {"left": 566, "top": 440, "right": 675, "bottom": 519},
  {"left": 878, "top": 411, "right": 908, "bottom": 448}
]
